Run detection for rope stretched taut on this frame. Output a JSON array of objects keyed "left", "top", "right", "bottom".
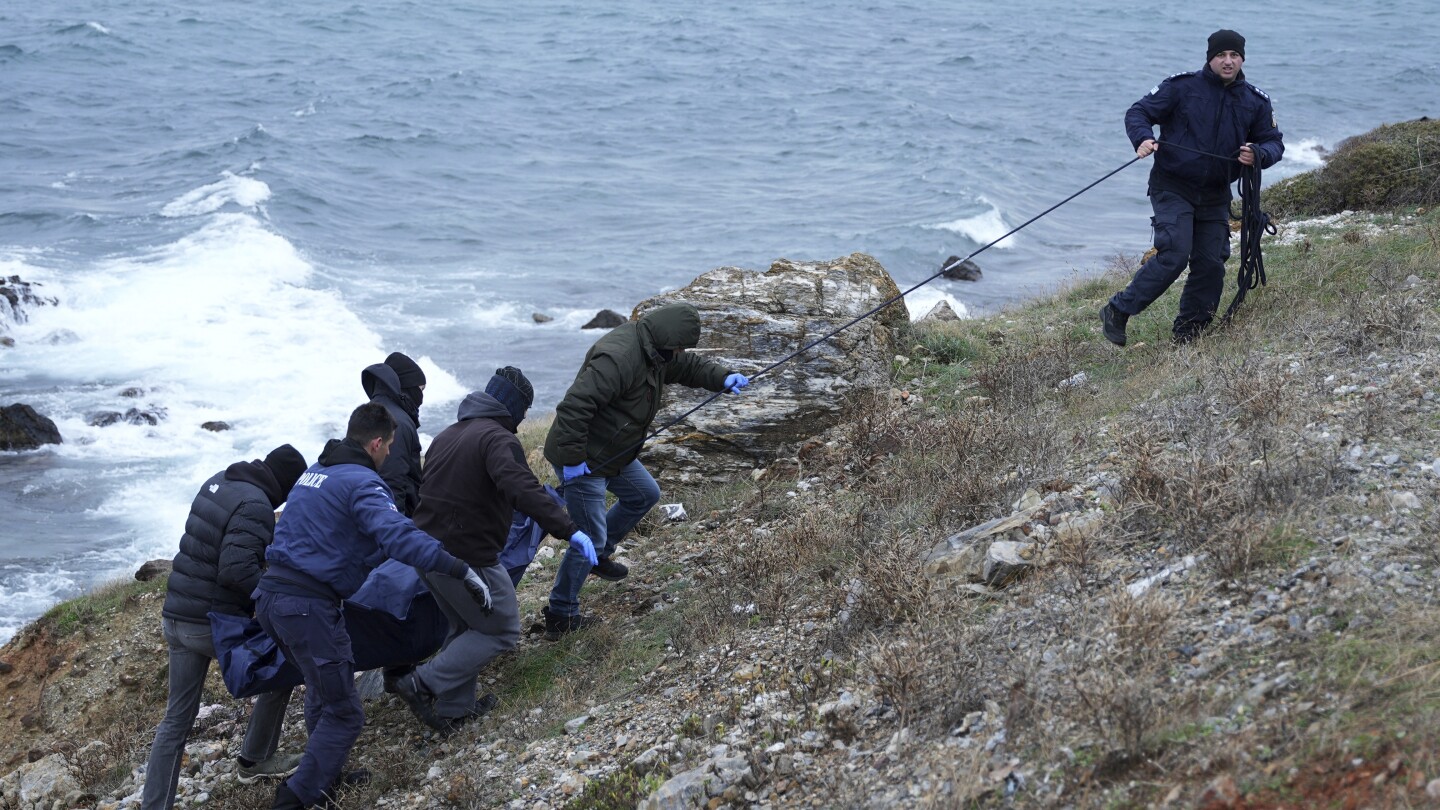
[{"left": 590, "top": 153, "right": 1149, "bottom": 471}]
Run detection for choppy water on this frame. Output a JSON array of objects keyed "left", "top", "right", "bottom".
[{"left": 1, "top": 0, "right": 1436, "bottom": 640}]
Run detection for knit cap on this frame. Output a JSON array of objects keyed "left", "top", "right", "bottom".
[
  {"left": 485, "top": 366, "right": 534, "bottom": 424},
  {"left": 1207, "top": 29, "right": 1245, "bottom": 61}
]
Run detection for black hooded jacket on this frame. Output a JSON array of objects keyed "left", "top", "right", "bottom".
[
  {"left": 414, "top": 391, "right": 578, "bottom": 568},
  {"left": 362, "top": 361, "right": 424, "bottom": 517},
  {"left": 162, "top": 460, "right": 286, "bottom": 623}
]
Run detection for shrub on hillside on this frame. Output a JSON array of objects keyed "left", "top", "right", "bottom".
[{"left": 1264, "top": 117, "right": 1440, "bottom": 217}]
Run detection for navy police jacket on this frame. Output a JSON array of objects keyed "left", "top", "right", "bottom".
[
  {"left": 1126, "top": 65, "right": 1284, "bottom": 205},
  {"left": 260, "top": 437, "right": 467, "bottom": 600}
]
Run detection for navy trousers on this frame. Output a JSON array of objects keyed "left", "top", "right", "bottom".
[
  {"left": 255, "top": 590, "right": 364, "bottom": 808},
  {"left": 1111, "top": 188, "right": 1232, "bottom": 334}
]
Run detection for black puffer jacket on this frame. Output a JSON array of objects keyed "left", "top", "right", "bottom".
[
  {"left": 362, "top": 362, "right": 423, "bottom": 516},
  {"left": 162, "top": 460, "right": 285, "bottom": 623}
]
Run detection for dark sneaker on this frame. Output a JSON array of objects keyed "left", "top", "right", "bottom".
[
  {"left": 393, "top": 672, "right": 447, "bottom": 731},
  {"left": 543, "top": 606, "right": 601, "bottom": 641},
  {"left": 590, "top": 557, "right": 629, "bottom": 581},
  {"left": 270, "top": 782, "right": 306, "bottom": 810},
  {"left": 1100, "top": 304, "right": 1129, "bottom": 347},
  {"left": 237, "top": 752, "right": 302, "bottom": 783}
]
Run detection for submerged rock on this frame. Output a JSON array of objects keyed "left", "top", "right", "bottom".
[
  {"left": 0, "top": 403, "right": 63, "bottom": 450},
  {"left": 939, "top": 255, "right": 982, "bottom": 281},
  {"left": 582, "top": 309, "right": 626, "bottom": 329},
  {"left": 637, "top": 253, "right": 908, "bottom": 480}
]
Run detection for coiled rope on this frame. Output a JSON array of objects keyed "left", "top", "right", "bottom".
[{"left": 1155, "top": 139, "right": 1276, "bottom": 323}]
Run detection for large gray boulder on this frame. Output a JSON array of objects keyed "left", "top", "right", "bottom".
[
  {"left": 0, "top": 404, "right": 62, "bottom": 451},
  {"left": 636, "top": 253, "right": 908, "bottom": 481}
]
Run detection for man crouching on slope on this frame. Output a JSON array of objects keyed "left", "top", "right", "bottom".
[
  {"left": 394, "top": 366, "right": 597, "bottom": 731},
  {"left": 255, "top": 403, "right": 491, "bottom": 810}
]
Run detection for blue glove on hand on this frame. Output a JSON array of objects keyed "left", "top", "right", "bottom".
[
  {"left": 569, "top": 530, "right": 599, "bottom": 566},
  {"left": 562, "top": 462, "right": 591, "bottom": 481},
  {"left": 724, "top": 373, "right": 750, "bottom": 393}
]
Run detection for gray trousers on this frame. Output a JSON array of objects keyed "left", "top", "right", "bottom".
[
  {"left": 414, "top": 564, "right": 519, "bottom": 719},
  {"left": 141, "top": 617, "right": 293, "bottom": 810}
]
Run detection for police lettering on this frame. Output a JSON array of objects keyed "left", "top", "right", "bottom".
[{"left": 297, "top": 471, "right": 328, "bottom": 489}]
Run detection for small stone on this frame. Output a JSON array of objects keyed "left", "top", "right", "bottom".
[
  {"left": 563, "top": 715, "right": 589, "bottom": 735},
  {"left": 532, "top": 312, "right": 554, "bottom": 324}
]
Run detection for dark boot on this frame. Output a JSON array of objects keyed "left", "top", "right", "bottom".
[
  {"left": 1172, "top": 321, "right": 1206, "bottom": 345},
  {"left": 439, "top": 693, "right": 501, "bottom": 733},
  {"left": 393, "top": 672, "right": 447, "bottom": 731},
  {"left": 381, "top": 664, "right": 413, "bottom": 695},
  {"left": 542, "top": 606, "right": 600, "bottom": 641},
  {"left": 590, "top": 557, "right": 629, "bottom": 581},
  {"left": 1100, "top": 304, "right": 1129, "bottom": 347}
]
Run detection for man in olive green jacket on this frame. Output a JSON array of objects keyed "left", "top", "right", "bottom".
[{"left": 541, "top": 303, "right": 749, "bottom": 638}]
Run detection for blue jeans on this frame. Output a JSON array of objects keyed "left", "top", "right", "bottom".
[
  {"left": 256, "top": 590, "right": 364, "bottom": 808},
  {"left": 1110, "top": 188, "right": 1232, "bottom": 333},
  {"left": 141, "top": 618, "right": 292, "bottom": 810},
  {"left": 546, "top": 459, "right": 660, "bottom": 617}
]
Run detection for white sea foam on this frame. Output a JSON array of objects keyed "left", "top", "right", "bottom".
[
  {"left": 2, "top": 212, "right": 461, "bottom": 567},
  {"left": 160, "top": 172, "right": 272, "bottom": 217},
  {"left": 926, "top": 200, "right": 1017, "bottom": 249},
  {"left": 904, "top": 288, "right": 971, "bottom": 322},
  {"left": 86, "top": 21, "right": 111, "bottom": 35}
]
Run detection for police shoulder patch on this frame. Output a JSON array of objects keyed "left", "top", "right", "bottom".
[
  {"left": 1149, "top": 71, "right": 1188, "bottom": 96},
  {"left": 1247, "top": 83, "right": 1271, "bottom": 101}
]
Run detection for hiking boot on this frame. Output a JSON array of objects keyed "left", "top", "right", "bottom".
[
  {"left": 237, "top": 752, "right": 302, "bottom": 783},
  {"left": 393, "top": 672, "right": 447, "bottom": 731},
  {"left": 590, "top": 557, "right": 629, "bottom": 582},
  {"left": 542, "top": 606, "right": 601, "bottom": 641},
  {"left": 1100, "top": 304, "right": 1129, "bottom": 347}
]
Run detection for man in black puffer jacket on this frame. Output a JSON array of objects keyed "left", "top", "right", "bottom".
[{"left": 141, "top": 444, "right": 309, "bottom": 810}]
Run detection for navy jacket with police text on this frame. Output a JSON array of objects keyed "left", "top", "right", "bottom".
[{"left": 260, "top": 438, "right": 467, "bottom": 600}]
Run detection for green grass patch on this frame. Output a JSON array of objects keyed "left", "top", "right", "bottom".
[{"left": 40, "top": 576, "right": 167, "bottom": 637}]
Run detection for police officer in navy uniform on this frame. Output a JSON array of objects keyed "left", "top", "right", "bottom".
[
  {"left": 1101, "top": 29, "right": 1284, "bottom": 346},
  {"left": 256, "top": 403, "right": 491, "bottom": 810}
]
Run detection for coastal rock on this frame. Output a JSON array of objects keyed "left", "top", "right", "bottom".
[
  {"left": 637, "top": 253, "right": 908, "bottom": 481},
  {"left": 87, "top": 408, "right": 165, "bottom": 428},
  {"left": 200, "top": 421, "right": 231, "bottom": 432},
  {"left": 532, "top": 312, "right": 555, "bottom": 324},
  {"left": 0, "top": 403, "right": 63, "bottom": 451},
  {"left": 938, "top": 256, "right": 982, "bottom": 282},
  {"left": 0, "top": 753, "right": 80, "bottom": 810},
  {"left": 134, "top": 560, "right": 173, "bottom": 582},
  {"left": 919, "top": 300, "right": 962, "bottom": 324},
  {"left": 0, "top": 276, "right": 58, "bottom": 341},
  {"left": 582, "top": 309, "right": 626, "bottom": 330}
]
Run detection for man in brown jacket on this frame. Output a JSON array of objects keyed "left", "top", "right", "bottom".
[{"left": 395, "top": 367, "right": 596, "bottom": 731}]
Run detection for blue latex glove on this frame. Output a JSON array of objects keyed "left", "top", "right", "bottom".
[
  {"left": 562, "top": 462, "right": 590, "bottom": 481},
  {"left": 569, "top": 530, "right": 599, "bottom": 566},
  {"left": 724, "top": 372, "right": 750, "bottom": 393}
]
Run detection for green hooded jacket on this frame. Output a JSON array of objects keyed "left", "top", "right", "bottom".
[{"left": 544, "top": 303, "right": 732, "bottom": 477}]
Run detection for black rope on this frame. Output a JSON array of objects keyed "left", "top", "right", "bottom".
[
  {"left": 588, "top": 153, "right": 1148, "bottom": 472},
  {"left": 1154, "top": 139, "right": 1276, "bottom": 324}
]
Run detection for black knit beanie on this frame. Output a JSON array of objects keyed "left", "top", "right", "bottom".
[
  {"left": 263, "top": 443, "right": 308, "bottom": 499},
  {"left": 385, "top": 351, "right": 426, "bottom": 408},
  {"left": 1207, "top": 29, "right": 1245, "bottom": 61},
  {"left": 485, "top": 366, "right": 534, "bottom": 424}
]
